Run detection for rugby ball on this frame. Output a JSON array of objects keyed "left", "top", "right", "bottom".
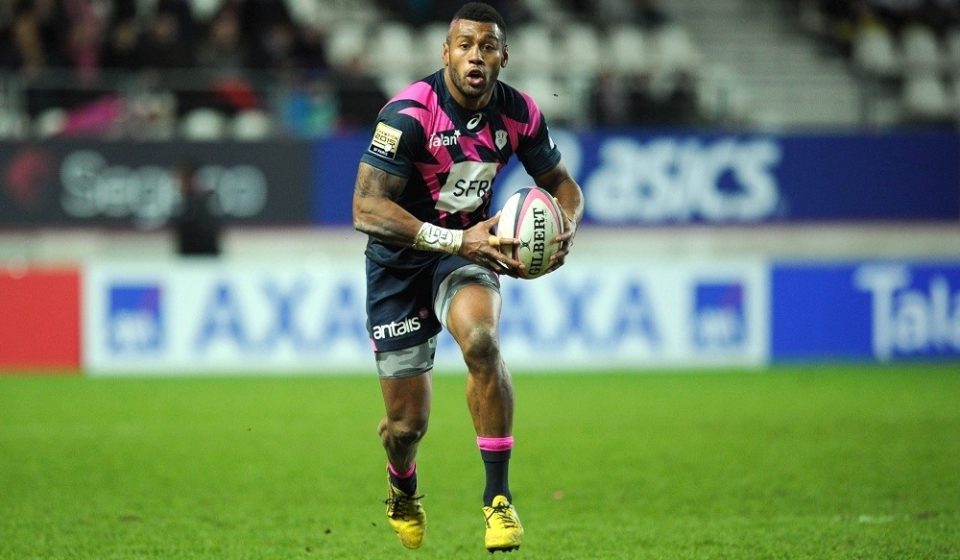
[{"left": 495, "top": 186, "right": 565, "bottom": 279}]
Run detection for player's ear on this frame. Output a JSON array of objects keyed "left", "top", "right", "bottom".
[
  {"left": 442, "top": 40, "right": 449, "bottom": 67},
  {"left": 501, "top": 44, "right": 509, "bottom": 68}
]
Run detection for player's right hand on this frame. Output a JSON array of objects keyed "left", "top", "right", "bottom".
[{"left": 461, "top": 213, "right": 525, "bottom": 277}]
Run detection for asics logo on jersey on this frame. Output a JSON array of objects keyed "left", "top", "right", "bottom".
[
  {"left": 429, "top": 129, "right": 461, "bottom": 148},
  {"left": 466, "top": 113, "right": 484, "bottom": 130},
  {"left": 372, "top": 316, "right": 422, "bottom": 340}
]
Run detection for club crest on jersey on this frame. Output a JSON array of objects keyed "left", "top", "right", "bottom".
[
  {"left": 495, "top": 130, "right": 508, "bottom": 150},
  {"left": 429, "top": 129, "right": 461, "bottom": 148},
  {"left": 369, "top": 122, "right": 402, "bottom": 159}
]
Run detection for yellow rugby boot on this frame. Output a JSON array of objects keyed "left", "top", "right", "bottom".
[
  {"left": 385, "top": 483, "right": 426, "bottom": 549},
  {"left": 483, "top": 495, "right": 523, "bottom": 552}
]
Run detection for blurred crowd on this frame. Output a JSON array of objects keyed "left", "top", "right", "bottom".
[
  {"left": 792, "top": 0, "right": 960, "bottom": 125},
  {"left": 809, "top": 0, "right": 960, "bottom": 53},
  {"left": 0, "top": 0, "right": 700, "bottom": 139},
  {"left": 0, "top": 0, "right": 364, "bottom": 137}
]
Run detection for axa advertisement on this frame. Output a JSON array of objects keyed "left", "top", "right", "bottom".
[
  {"left": 10, "top": 258, "right": 950, "bottom": 374},
  {"left": 81, "top": 258, "right": 770, "bottom": 375}
]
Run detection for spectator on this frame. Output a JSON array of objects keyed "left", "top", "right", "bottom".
[
  {"left": 100, "top": 16, "right": 142, "bottom": 70},
  {"left": 280, "top": 72, "right": 337, "bottom": 137},
  {"left": 197, "top": 8, "right": 259, "bottom": 114},
  {"left": 295, "top": 23, "right": 329, "bottom": 71},
  {"left": 245, "top": 19, "right": 300, "bottom": 70},
  {"left": 172, "top": 160, "right": 221, "bottom": 257},
  {"left": 63, "top": 5, "right": 105, "bottom": 85},
  {"left": 332, "top": 55, "right": 388, "bottom": 130},
  {"left": 26, "top": 0, "right": 68, "bottom": 63},
  {"left": 377, "top": 0, "right": 446, "bottom": 26},
  {"left": 589, "top": 70, "right": 634, "bottom": 127},
  {"left": 569, "top": 0, "right": 667, "bottom": 28},
  {"left": 0, "top": 1, "right": 77, "bottom": 76},
  {"left": 921, "top": 0, "right": 960, "bottom": 34},
  {"left": 140, "top": 10, "right": 193, "bottom": 69},
  {"left": 865, "top": 0, "right": 925, "bottom": 34}
]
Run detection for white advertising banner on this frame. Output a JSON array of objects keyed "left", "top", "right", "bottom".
[{"left": 83, "top": 257, "right": 769, "bottom": 375}]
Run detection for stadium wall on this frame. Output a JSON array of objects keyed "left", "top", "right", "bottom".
[
  {"left": 1, "top": 128, "right": 958, "bottom": 373},
  {"left": 4, "top": 257, "right": 957, "bottom": 374},
  {"left": 2, "top": 129, "right": 957, "bottom": 231}
]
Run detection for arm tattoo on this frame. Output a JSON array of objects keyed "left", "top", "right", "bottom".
[
  {"left": 356, "top": 164, "right": 404, "bottom": 201},
  {"left": 353, "top": 163, "right": 415, "bottom": 244}
]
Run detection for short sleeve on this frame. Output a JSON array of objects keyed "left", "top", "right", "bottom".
[
  {"left": 359, "top": 103, "right": 425, "bottom": 178},
  {"left": 515, "top": 98, "right": 562, "bottom": 178}
]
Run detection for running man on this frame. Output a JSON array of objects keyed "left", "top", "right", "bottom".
[{"left": 352, "top": 2, "right": 584, "bottom": 552}]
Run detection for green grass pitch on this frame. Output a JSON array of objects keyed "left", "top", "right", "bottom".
[{"left": 1, "top": 365, "right": 959, "bottom": 559}]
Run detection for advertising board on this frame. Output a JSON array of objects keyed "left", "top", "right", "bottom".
[
  {"left": 771, "top": 262, "right": 960, "bottom": 361},
  {"left": 82, "top": 258, "right": 769, "bottom": 374},
  {"left": 0, "top": 140, "right": 313, "bottom": 229},
  {"left": 313, "top": 130, "right": 960, "bottom": 225},
  {"left": 0, "top": 267, "right": 81, "bottom": 371}
]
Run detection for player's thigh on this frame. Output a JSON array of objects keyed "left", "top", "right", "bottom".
[
  {"left": 432, "top": 258, "right": 502, "bottom": 344},
  {"left": 366, "top": 258, "right": 442, "bottom": 378},
  {"left": 380, "top": 372, "right": 432, "bottom": 424},
  {"left": 446, "top": 284, "right": 502, "bottom": 342}
]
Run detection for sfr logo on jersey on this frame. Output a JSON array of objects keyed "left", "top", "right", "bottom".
[
  {"left": 436, "top": 161, "right": 498, "bottom": 213},
  {"left": 372, "top": 316, "right": 422, "bottom": 340}
]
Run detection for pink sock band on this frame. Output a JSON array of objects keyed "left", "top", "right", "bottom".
[
  {"left": 388, "top": 462, "right": 416, "bottom": 479},
  {"left": 477, "top": 436, "right": 514, "bottom": 452}
]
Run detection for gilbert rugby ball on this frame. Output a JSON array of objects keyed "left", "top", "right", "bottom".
[{"left": 495, "top": 186, "right": 565, "bottom": 279}]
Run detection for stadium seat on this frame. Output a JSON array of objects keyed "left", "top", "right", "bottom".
[
  {"left": 901, "top": 72, "right": 953, "bottom": 121},
  {"left": 852, "top": 24, "right": 901, "bottom": 78},
  {"left": 512, "top": 75, "right": 575, "bottom": 124},
  {"left": 417, "top": 22, "right": 451, "bottom": 76},
  {"left": 189, "top": 0, "right": 223, "bottom": 20},
  {"left": 34, "top": 107, "right": 68, "bottom": 138},
  {"left": 180, "top": 108, "right": 227, "bottom": 141},
  {"left": 900, "top": 24, "right": 943, "bottom": 74},
  {"left": 326, "top": 21, "right": 369, "bottom": 69},
  {"left": 0, "top": 109, "right": 27, "bottom": 139},
  {"left": 607, "top": 25, "right": 651, "bottom": 75},
  {"left": 696, "top": 65, "right": 751, "bottom": 124},
  {"left": 366, "top": 22, "right": 417, "bottom": 81},
  {"left": 508, "top": 23, "right": 556, "bottom": 76},
  {"left": 231, "top": 109, "right": 273, "bottom": 141},
  {"left": 647, "top": 24, "right": 702, "bottom": 76},
  {"left": 560, "top": 22, "right": 603, "bottom": 78},
  {"left": 953, "top": 75, "right": 960, "bottom": 119},
  {"left": 945, "top": 27, "right": 960, "bottom": 73}
]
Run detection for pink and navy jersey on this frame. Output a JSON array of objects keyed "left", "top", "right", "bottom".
[{"left": 360, "top": 70, "right": 561, "bottom": 268}]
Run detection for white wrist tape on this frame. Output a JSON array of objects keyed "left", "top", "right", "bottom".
[{"left": 412, "top": 222, "right": 463, "bottom": 254}]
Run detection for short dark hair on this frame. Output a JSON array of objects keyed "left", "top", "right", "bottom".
[{"left": 452, "top": 2, "right": 507, "bottom": 39}]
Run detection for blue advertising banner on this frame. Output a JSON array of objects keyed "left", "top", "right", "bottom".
[
  {"left": 772, "top": 262, "right": 960, "bottom": 362},
  {"left": 313, "top": 130, "right": 959, "bottom": 225}
]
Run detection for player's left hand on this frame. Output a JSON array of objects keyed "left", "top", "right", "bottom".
[{"left": 545, "top": 205, "right": 578, "bottom": 274}]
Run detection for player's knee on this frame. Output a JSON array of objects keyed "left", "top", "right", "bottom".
[
  {"left": 459, "top": 325, "right": 501, "bottom": 369},
  {"left": 389, "top": 418, "right": 428, "bottom": 446}
]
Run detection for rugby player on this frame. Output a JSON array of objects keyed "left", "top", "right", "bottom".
[{"left": 352, "top": 2, "right": 584, "bottom": 552}]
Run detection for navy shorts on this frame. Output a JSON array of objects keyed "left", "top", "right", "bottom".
[{"left": 365, "top": 254, "right": 499, "bottom": 377}]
